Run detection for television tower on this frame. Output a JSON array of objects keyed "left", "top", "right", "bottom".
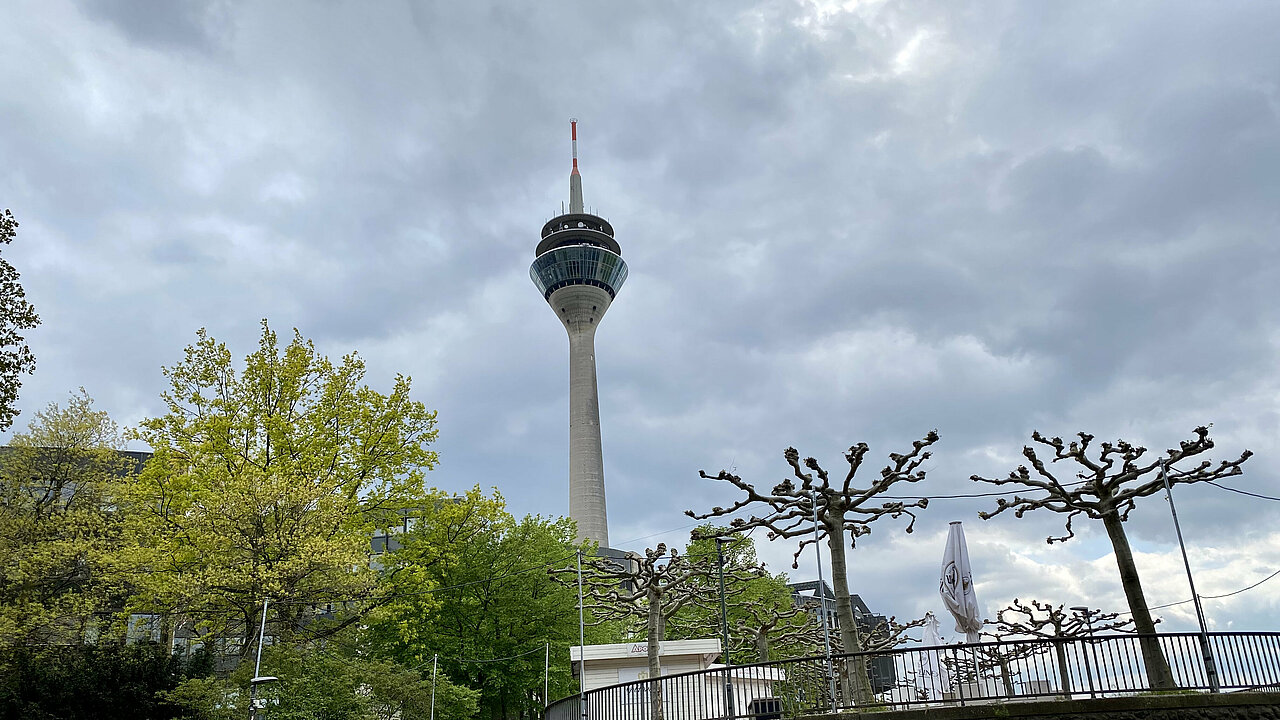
[{"left": 530, "top": 120, "right": 628, "bottom": 548}]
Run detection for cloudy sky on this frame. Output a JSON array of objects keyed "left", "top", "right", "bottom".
[{"left": 3, "top": 0, "right": 1278, "bottom": 638}]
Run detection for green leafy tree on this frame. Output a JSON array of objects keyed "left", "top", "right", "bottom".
[
  {"left": 120, "top": 321, "right": 439, "bottom": 659},
  {"left": 0, "top": 209, "right": 39, "bottom": 431},
  {"left": 0, "top": 642, "right": 213, "bottom": 720},
  {"left": 163, "top": 642, "right": 478, "bottom": 720},
  {"left": 260, "top": 645, "right": 478, "bottom": 720},
  {"left": 367, "top": 487, "right": 587, "bottom": 720},
  {"left": 668, "top": 526, "right": 805, "bottom": 664},
  {"left": 0, "top": 389, "right": 131, "bottom": 645}
]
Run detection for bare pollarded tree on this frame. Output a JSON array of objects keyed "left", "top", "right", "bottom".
[
  {"left": 971, "top": 426, "right": 1248, "bottom": 689},
  {"left": 786, "top": 613, "right": 927, "bottom": 655},
  {"left": 551, "top": 545, "right": 762, "bottom": 720},
  {"left": 688, "top": 431, "right": 937, "bottom": 703},
  {"left": 989, "top": 598, "right": 1139, "bottom": 694},
  {"left": 711, "top": 600, "right": 806, "bottom": 663}
]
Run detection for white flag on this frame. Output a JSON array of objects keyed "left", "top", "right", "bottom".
[{"left": 940, "top": 521, "right": 982, "bottom": 643}]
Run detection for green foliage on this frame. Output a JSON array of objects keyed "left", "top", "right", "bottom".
[
  {"left": 366, "top": 486, "right": 590, "bottom": 718},
  {"left": 119, "top": 321, "right": 439, "bottom": 654},
  {"left": 0, "top": 209, "right": 39, "bottom": 432},
  {"left": 0, "top": 390, "right": 132, "bottom": 644},
  {"left": 0, "top": 642, "right": 212, "bottom": 719},
  {"left": 162, "top": 643, "right": 479, "bottom": 720}
]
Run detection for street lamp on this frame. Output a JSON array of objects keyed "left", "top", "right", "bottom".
[
  {"left": 715, "top": 537, "right": 736, "bottom": 720},
  {"left": 810, "top": 490, "right": 838, "bottom": 712},
  {"left": 249, "top": 597, "right": 272, "bottom": 720},
  {"left": 1160, "top": 460, "right": 1220, "bottom": 692}
]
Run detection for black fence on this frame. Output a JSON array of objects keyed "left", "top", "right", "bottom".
[{"left": 544, "top": 632, "right": 1280, "bottom": 720}]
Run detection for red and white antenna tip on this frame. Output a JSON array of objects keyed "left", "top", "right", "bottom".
[
  {"left": 570, "top": 118, "right": 579, "bottom": 173},
  {"left": 568, "top": 118, "right": 584, "bottom": 213}
]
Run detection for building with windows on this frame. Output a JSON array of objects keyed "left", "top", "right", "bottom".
[{"left": 788, "top": 580, "right": 898, "bottom": 694}]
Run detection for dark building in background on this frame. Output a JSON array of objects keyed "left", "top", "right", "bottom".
[{"left": 788, "top": 580, "right": 898, "bottom": 695}]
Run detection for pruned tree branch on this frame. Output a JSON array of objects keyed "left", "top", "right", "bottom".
[
  {"left": 687, "top": 431, "right": 939, "bottom": 704},
  {"left": 972, "top": 426, "right": 1245, "bottom": 690},
  {"left": 972, "top": 426, "right": 1250, "bottom": 543},
  {"left": 989, "top": 598, "right": 1140, "bottom": 640}
]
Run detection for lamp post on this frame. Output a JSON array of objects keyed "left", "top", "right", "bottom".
[
  {"left": 715, "top": 537, "right": 736, "bottom": 720},
  {"left": 811, "top": 490, "right": 837, "bottom": 712},
  {"left": 1069, "top": 607, "right": 1099, "bottom": 699},
  {"left": 576, "top": 551, "right": 588, "bottom": 720},
  {"left": 1161, "top": 460, "right": 1220, "bottom": 692},
  {"left": 248, "top": 597, "right": 278, "bottom": 720},
  {"left": 430, "top": 653, "right": 439, "bottom": 720}
]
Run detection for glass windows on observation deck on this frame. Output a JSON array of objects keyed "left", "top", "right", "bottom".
[{"left": 530, "top": 245, "right": 628, "bottom": 299}]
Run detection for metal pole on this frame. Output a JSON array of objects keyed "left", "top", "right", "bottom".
[
  {"left": 811, "top": 490, "right": 837, "bottom": 711},
  {"left": 716, "top": 538, "right": 735, "bottom": 719},
  {"left": 249, "top": 597, "right": 269, "bottom": 720},
  {"left": 1161, "top": 460, "right": 1220, "bottom": 692},
  {"left": 545, "top": 641, "right": 550, "bottom": 708},
  {"left": 430, "top": 653, "right": 438, "bottom": 720},
  {"left": 577, "top": 551, "right": 588, "bottom": 720}
]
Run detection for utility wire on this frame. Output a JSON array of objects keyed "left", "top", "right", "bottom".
[
  {"left": 1202, "top": 567, "right": 1280, "bottom": 600},
  {"left": 1139, "top": 568, "right": 1280, "bottom": 612},
  {"left": 1205, "top": 481, "right": 1280, "bottom": 502},
  {"left": 439, "top": 644, "right": 550, "bottom": 664}
]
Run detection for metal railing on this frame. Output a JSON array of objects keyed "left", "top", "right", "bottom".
[{"left": 544, "top": 632, "right": 1280, "bottom": 720}]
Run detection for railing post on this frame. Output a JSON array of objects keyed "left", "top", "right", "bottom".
[
  {"left": 950, "top": 645, "right": 964, "bottom": 707},
  {"left": 1080, "top": 639, "right": 1097, "bottom": 698}
]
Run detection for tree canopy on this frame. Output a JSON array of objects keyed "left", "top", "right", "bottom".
[
  {"left": 0, "top": 209, "right": 39, "bottom": 432},
  {"left": 0, "top": 389, "right": 131, "bottom": 645},
  {"left": 366, "top": 486, "right": 591, "bottom": 720},
  {"left": 119, "top": 321, "right": 440, "bottom": 654}
]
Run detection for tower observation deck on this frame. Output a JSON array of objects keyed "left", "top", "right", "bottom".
[{"left": 530, "top": 120, "right": 627, "bottom": 548}]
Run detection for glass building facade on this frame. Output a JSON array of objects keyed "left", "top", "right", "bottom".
[{"left": 530, "top": 245, "right": 629, "bottom": 299}]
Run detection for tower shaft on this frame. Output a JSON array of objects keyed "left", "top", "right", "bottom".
[{"left": 557, "top": 284, "right": 613, "bottom": 547}]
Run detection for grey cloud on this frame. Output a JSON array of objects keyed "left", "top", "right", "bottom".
[{"left": 3, "top": 0, "right": 1279, "bottom": 632}]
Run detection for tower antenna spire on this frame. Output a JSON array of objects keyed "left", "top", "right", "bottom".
[{"left": 569, "top": 118, "right": 584, "bottom": 214}]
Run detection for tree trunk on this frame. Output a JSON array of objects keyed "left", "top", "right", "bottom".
[
  {"left": 1053, "top": 633, "right": 1072, "bottom": 696},
  {"left": 997, "top": 657, "right": 1014, "bottom": 696},
  {"left": 160, "top": 614, "right": 175, "bottom": 654},
  {"left": 1099, "top": 507, "right": 1175, "bottom": 689},
  {"left": 755, "top": 629, "right": 770, "bottom": 663},
  {"left": 647, "top": 596, "right": 664, "bottom": 720},
  {"left": 826, "top": 513, "right": 873, "bottom": 704}
]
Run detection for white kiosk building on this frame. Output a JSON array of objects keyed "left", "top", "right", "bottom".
[{"left": 570, "top": 640, "right": 785, "bottom": 720}]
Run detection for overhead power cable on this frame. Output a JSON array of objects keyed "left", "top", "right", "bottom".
[
  {"left": 1139, "top": 567, "right": 1280, "bottom": 612},
  {"left": 1205, "top": 481, "right": 1280, "bottom": 502}
]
